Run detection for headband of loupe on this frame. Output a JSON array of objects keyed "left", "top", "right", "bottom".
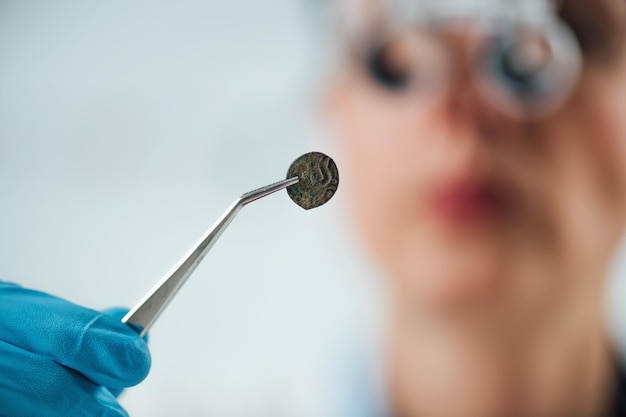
[{"left": 334, "top": 0, "right": 588, "bottom": 119}]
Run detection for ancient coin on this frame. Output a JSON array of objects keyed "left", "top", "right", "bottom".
[{"left": 286, "top": 152, "right": 339, "bottom": 210}]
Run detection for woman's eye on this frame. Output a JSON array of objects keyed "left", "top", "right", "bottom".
[
  {"left": 487, "top": 35, "right": 549, "bottom": 99},
  {"left": 365, "top": 38, "right": 413, "bottom": 90}
]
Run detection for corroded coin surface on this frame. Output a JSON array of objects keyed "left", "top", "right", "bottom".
[{"left": 286, "top": 152, "right": 339, "bottom": 210}]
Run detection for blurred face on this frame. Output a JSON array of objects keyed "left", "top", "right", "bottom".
[{"left": 330, "top": 0, "right": 626, "bottom": 319}]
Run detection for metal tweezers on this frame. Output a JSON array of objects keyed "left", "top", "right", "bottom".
[{"left": 122, "top": 176, "right": 299, "bottom": 337}]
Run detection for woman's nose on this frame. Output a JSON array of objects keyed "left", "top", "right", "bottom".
[{"left": 436, "top": 28, "right": 517, "bottom": 139}]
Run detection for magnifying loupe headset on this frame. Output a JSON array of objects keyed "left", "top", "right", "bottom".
[{"left": 339, "top": 0, "right": 586, "bottom": 119}]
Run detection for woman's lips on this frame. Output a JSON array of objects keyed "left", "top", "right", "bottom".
[{"left": 428, "top": 177, "right": 516, "bottom": 226}]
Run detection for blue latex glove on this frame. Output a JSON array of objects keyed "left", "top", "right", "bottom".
[{"left": 0, "top": 281, "right": 151, "bottom": 417}]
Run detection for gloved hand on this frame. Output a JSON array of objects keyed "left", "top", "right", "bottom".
[{"left": 0, "top": 281, "right": 151, "bottom": 417}]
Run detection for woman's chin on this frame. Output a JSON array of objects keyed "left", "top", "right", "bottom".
[{"left": 395, "top": 243, "right": 512, "bottom": 315}]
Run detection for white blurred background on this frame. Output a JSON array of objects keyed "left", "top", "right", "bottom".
[{"left": 0, "top": 1, "right": 625, "bottom": 416}]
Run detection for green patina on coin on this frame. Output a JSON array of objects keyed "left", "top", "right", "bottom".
[{"left": 286, "top": 152, "right": 339, "bottom": 210}]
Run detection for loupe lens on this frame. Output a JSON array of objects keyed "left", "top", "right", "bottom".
[
  {"left": 477, "top": 20, "right": 582, "bottom": 118},
  {"left": 495, "top": 35, "right": 552, "bottom": 98}
]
